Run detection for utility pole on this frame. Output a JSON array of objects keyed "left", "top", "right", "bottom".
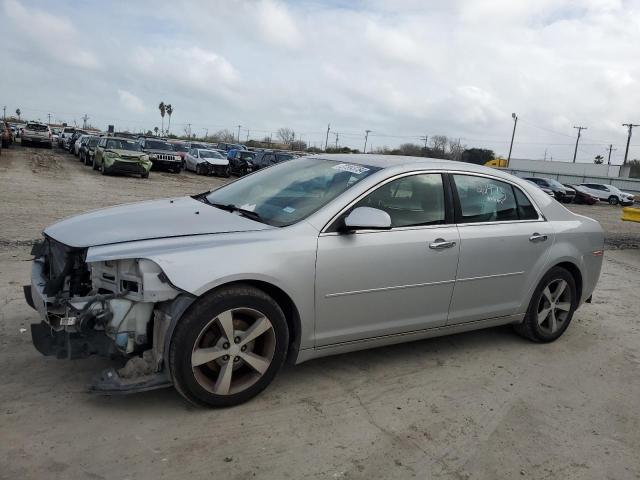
[
  {"left": 236, "top": 125, "right": 241, "bottom": 142},
  {"left": 324, "top": 123, "right": 330, "bottom": 151},
  {"left": 572, "top": 126, "right": 587, "bottom": 163},
  {"left": 334, "top": 132, "right": 339, "bottom": 149},
  {"left": 607, "top": 144, "right": 616, "bottom": 165},
  {"left": 543, "top": 148, "right": 547, "bottom": 161},
  {"left": 622, "top": 123, "right": 639, "bottom": 165},
  {"left": 246, "top": 129, "right": 250, "bottom": 142},
  {"left": 82, "top": 114, "right": 89, "bottom": 129},
  {"left": 507, "top": 113, "right": 518, "bottom": 167},
  {"left": 187, "top": 123, "right": 191, "bottom": 137},
  {"left": 363, "top": 129, "right": 371, "bottom": 153},
  {"left": 47, "top": 113, "right": 52, "bottom": 125},
  {"left": 420, "top": 135, "right": 428, "bottom": 152},
  {"left": 2, "top": 106, "right": 5, "bottom": 120}
]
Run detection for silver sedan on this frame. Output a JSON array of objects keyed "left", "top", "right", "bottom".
[
  {"left": 184, "top": 147, "right": 230, "bottom": 177},
  {"left": 25, "top": 155, "right": 604, "bottom": 407}
]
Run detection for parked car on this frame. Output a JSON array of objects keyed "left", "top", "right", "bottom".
[
  {"left": 252, "top": 151, "right": 295, "bottom": 170},
  {"left": 21, "top": 122, "right": 52, "bottom": 148},
  {"left": 74, "top": 134, "right": 90, "bottom": 156},
  {"left": 138, "top": 137, "right": 182, "bottom": 173},
  {"left": 65, "top": 130, "right": 86, "bottom": 152},
  {"left": 228, "top": 149, "right": 257, "bottom": 176},
  {"left": 579, "top": 183, "right": 635, "bottom": 205},
  {"left": 525, "top": 179, "right": 555, "bottom": 197},
  {"left": 25, "top": 155, "right": 604, "bottom": 407},
  {"left": 563, "top": 184, "right": 598, "bottom": 205},
  {"left": 79, "top": 136, "right": 100, "bottom": 166},
  {"left": 523, "top": 177, "right": 574, "bottom": 203},
  {"left": 93, "top": 136, "right": 152, "bottom": 178},
  {"left": 217, "top": 142, "right": 247, "bottom": 152},
  {"left": 184, "top": 148, "right": 230, "bottom": 176},
  {"left": 1, "top": 121, "right": 13, "bottom": 148},
  {"left": 168, "top": 141, "right": 190, "bottom": 168},
  {"left": 58, "top": 127, "right": 77, "bottom": 148}
]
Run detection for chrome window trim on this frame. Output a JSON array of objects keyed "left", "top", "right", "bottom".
[{"left": 319, "top": 169, "right": 546, "bottom": 235}]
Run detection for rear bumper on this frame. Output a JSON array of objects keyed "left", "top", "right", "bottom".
[{"left": 23, "top": 136, "right": 51, "bottom": 144}]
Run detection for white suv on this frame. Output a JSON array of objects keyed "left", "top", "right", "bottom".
[
  {"left": 580, "top": 183, "right": 635, "bottom": 206},
  {"left": 21, "top": 122, "right": 52, "bottom": 148}
]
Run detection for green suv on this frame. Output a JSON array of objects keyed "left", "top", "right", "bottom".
[{"left": 94, "top": 137, "right": 152, "bottom": 178}]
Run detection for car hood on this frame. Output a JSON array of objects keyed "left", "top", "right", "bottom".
[
  {"left": 107, "top": 149, "right": 147, "bottom": 158},
  {"left": 44, "top": 196, "right": 273, "bottom": 248}
]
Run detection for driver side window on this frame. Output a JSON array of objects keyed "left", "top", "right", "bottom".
[{"left": 352, "top": 174, "right": 446, "bottom": 228}]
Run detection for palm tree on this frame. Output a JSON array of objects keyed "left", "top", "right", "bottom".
[
  {"left": 15, "top": 108, "right": 21, "bottom": 121},
  {"left": 165, "top": 104, "right": 173, "bottom": 134},
  {"left": 158, "top": 102, "right": 165, "bottom": 135},
  {"left": 154, "top": 126, "right": 159, "bottom": 136}
]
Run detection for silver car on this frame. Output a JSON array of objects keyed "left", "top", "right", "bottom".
[
  {"left": 25, "top": 155, "right": 604, "bottom": 407},
  {"left": 184, "top": 148, "right": 230, "bottom": 177}
]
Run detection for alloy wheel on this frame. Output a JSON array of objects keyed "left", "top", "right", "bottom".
[
  {"left": 537, "top": 279, "right": 572, "bottom": 335},
  {"left": 191, "top": 308, "right": 276, "bottom": 395}
]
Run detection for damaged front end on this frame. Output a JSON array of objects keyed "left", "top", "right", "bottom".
[{"left": 25, "top": 237, "right": 193, "bottom": 394}]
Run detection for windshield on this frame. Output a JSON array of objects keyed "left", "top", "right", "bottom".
[
  {"left": 26, "top": 124, "right": 48, "bottom": 132},
  {"left": 145, "top": 140, "right": 174, "bottom": 151},
  {"left": 191, "top": 143, "right": 208, "bottom": 149},
  {"left": 172, "top": 143, "right": 189, "bottom": 152},
  {"left": 200, "top": 150, "right": 224, "bottom": 159},
  {"left": 239, "top": 152, "right": 256, "bottom": 160},
  {"left": 106, "top": 139, "right": 142, "bottom": 151},
  {"left": 205, "top": 158, "right": 380, "bottom": 227}
]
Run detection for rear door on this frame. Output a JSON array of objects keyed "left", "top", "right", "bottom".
[
  {"left": 315, "top": 172, "right": 460, "bottom": 346},
  {"left": 447, "top": 174, "right": 554, "bottom": 324}
]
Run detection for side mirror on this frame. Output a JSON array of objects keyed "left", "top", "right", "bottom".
[{"left": 343, "top": 207, "right": 392, "bottom": 231}]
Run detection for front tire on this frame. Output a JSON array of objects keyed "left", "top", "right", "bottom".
[
  {"left": 170, "top": 285, "right": 289, "bottom": 408},
  {"left": 608, "top": 195, "right": 619, "bottom": 205},
  {"left": 514, "top": 266, "right": 577, "bottom": 343}
]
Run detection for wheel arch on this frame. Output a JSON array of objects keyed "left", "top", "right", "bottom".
[
  {"left": 549, "top": 260, "right": 583, "bottom": 302},
  {"left": 166, "top": 279, "right": 303, "bottom": 368}
]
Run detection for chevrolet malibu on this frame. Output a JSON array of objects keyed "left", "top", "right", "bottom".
[{"left": 25, "top": 155, "right": 604, "bottom": 407}]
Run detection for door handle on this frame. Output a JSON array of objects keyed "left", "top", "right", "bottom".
[
  {"left": 429, "top": 238, "right": 457, "bottom": 250},
  {"left": 529, "top": 233, "right": 548, "bottom": 243}
]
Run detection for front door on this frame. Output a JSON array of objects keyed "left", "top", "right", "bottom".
[
  {"left": 447, "top": 174, "right": 554, "bottom": 324},
  {"left": 315, "top": 173, "right": 460, "bottom": 346}
]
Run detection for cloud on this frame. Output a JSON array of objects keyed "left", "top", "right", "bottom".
[
  {"left": 118, "top": 90, "right": 145, "bottom": 113},
  {"left": 255, "top": 0, "right": 303, "bottom": 49},
  {"left": 3, "top": 0, "right": 99, "bottom": 69}
]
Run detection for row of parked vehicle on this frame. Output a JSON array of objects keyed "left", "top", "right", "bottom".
[
  {"left": 54, "top": 127, "right": 298, "bottom": 179},
  {"left": 523, "top": 176, "right": 635, "bottom": 206}
]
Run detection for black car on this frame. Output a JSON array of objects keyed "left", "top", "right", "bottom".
[
  {"left": 228, "top": 149, "right": 257, "bottom": 176},
  {"left": 252, "top": 151, "right": 295, "bottom": 170},
  {"left": 67, "top": 131, "right": 86, "bottom": 153},
  {"left": 523, "top": 177, "right": 575, "bottom": 203},
  {"left": 79, "top": 135, "right": 100, "bottom": 166},
  {"left": 138, "top": 137, "right": 182, "bottom": 173}
]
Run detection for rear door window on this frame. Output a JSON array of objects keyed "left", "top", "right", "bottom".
[{"left": 453, "top": 175, "right": 519, "bottom": 223}]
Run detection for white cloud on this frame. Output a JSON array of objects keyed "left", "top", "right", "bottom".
[
  {"left": 255, "top": 0, "right": 303, "bottom": 49},
  {"left": 3, "top": 0, "right": 99, "bottom": 69},
  {"left": 118, "top": 90, "right": 145, "bottom": 113}
]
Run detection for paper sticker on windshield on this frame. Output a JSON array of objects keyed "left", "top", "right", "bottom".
[
  {"left": 332, "top": 163, "right": 370, "bottom": 175},
  {"left": 283, "top": 206, "right": 296, "bottom": 214}
]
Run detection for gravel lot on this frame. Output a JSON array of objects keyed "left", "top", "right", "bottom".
[{"left": 1, "top": 145, "right": 639, "bottom": 479}]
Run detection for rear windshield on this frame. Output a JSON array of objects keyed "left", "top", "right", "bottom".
[
  {"left": 27, "top": 124, "right": 48, "bottom": 132},
  {"left": 106, "top": 139, "right": 141, "bottom": 151},
  {"left": 63, "top": 127, "right": 75, "bottom": 134}
]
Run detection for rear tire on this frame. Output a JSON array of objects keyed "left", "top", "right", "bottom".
[
  {"left": 514, "top": 266, "right": 577, "bottom": 343},
  {"left": 170, "top": 285, "right": 289, "bottom": 408},
  {"left": 608, "top": 195, "right": 619, "bottom": 205}
]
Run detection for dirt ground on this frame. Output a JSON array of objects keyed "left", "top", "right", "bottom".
[{"left": 1, "top": 145, "right": 639, "bottom": 479}]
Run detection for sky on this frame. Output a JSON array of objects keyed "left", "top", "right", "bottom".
[{"left": 2, "top": 0, "right": 640, "bottom": 163}]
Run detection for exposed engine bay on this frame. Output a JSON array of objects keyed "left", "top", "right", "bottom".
[{"left": 25, "top": 236, "right": 192, "bottom": 393}]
